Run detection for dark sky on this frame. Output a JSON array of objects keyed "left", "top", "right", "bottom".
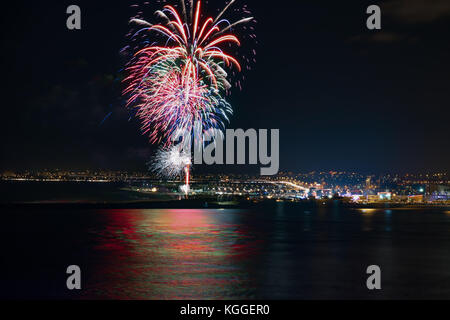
[{"left": 1, "top": 0, "right": 449, "bottom": 174}]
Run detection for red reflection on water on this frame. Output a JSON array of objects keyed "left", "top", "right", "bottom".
[{"left": 82, "top": 209, "right": 259, "bottom": 299}]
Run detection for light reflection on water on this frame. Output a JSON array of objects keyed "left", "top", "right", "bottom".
[
  {"left": 8, "top": 205, "right": 450, "bottom": 299},
  {"left": 70, "top": 206, "right": 450, "bottom": 299},
  {"left": 83, "top": 209, "right": 260, "bottom": 299}
]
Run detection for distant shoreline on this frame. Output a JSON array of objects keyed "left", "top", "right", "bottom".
[{"left": 1, "top": 199, "right": 449, "bottom": 210}]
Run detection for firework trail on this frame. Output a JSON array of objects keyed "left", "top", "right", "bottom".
[{"left": 124, "top": 0, "right": 254, "bottom": 146}]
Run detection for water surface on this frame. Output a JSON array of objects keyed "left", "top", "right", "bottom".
[{"left": 3, "top": 204, "right": 450, "bottom": 299}]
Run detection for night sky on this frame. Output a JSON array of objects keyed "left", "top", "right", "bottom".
[{"left": 1, "top": 0, "right": 449, "bottom": 174}]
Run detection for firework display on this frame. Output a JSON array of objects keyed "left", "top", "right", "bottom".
[
  {"left": 150, "top": 145, "right": 191, "bottom": 179},
  {"left": 124, "top": 0, "right": 254, "bottom": 183}
]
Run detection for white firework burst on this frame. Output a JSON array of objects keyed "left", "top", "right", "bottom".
[{"left": 150, "top": 145, "right": 191, "bottom": 179}]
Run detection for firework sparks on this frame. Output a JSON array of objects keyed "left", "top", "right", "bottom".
[
  {"left": 124, "top": 0, "right": 254, "bottom": 145},
  {"left": 150, "top": 145, "right": 191, "bottom": 179}
]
